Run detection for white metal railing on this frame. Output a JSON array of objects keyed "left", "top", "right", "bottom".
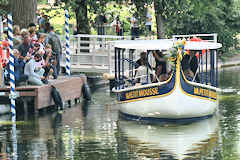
[
  {"left": 61, "top": 34, "right": 130, "bottom": 73},
  {"left": 62, "top": 34, "right": 218, "bottom": 74}
]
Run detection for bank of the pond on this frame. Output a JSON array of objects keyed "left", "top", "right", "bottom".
[{"left": 220, "top": 54, "right": 240, "bottom": 68}]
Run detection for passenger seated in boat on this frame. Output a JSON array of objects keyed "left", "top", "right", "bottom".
[
  {"left": 134, "top": 52, "right": 152, "bottom": 84},
  {"left": 152, "top": 50, "right": 168, "bottom": 82},
  {"left": 181, "top": 50, "right": 200, "bottom": 82}
]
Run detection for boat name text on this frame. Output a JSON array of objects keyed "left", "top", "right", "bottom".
[
  {"left": 194, "top": 87, "right": 216, "bottom": 99},
  {"left": 125, "top": 87, "right": 159, "bottom": 100}
]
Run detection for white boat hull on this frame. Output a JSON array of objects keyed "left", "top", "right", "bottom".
[
  {"left": 120, "top": 86, "right": 216, "bottom": 119},
  {"left": 116, "top": 58, "right": 218, "bottom": 120}
]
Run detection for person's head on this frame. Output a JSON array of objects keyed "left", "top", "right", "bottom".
[
  {"left": 45, "top": 22, "right": 51, "bottom": 32},
  {"left": 38, "top": 33, "right": 46, "bottom": 42},
  {"left": 156, "top": 65, "right": 163, "bottom": 76},
  {"left": 20, "top": 28, "right": 30, "bottom": 38},
  {"left": 13, "top": 49, "right": 21, "bottom": 58},
  {"left": 140, "top": 52, "right": 146, "bottom": 59},
  {"left": 43, "top": 15, "right": 48, "bottom": 19},
  {"left": 33, "top": 43, "right": 40, "bottom": 51},
  {"left": 28, "top": 27, "right": 36, "bottom": 36},
  {"left": 116, "top": 15, "right": 120, "bottom": 21},
  {"left": 13, "top": 25, "right": 21, "bottom": 35},
  {"left": 45, "top": 44, "right": 52, "bottom": 54},
  {"left": 34, "top": 53, "right": 42, "bottom": 62},
  {"left": 49, "top": 26, "right": 54, "bottom": 32},
  {"left": 28, "top": 23, "right": 36, "bottom": 29},
  {"left": 23, "top": 35, "right": 31, "bottom": 45},
  {"left": 154, "top": 50, "right": 164, "bottom": 57}
]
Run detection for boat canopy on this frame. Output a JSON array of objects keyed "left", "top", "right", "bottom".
[{"left": 113, "top": 39, "right": 222, "bottom": 51}]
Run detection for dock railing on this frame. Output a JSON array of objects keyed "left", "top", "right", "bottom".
[{"left": 61, "top": 34, "right": 131, "bottom": 73}]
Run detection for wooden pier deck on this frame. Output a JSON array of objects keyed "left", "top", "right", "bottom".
[{"left": 0, "top": 75, "right": 87, "bottom": 113}]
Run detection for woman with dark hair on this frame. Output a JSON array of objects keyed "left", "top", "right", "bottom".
[{"left": 152, "top": 50, "right": 168, "bottom": 82}]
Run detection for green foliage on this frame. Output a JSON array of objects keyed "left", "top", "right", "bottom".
[
  {"left": 0, "top": 0, "right": 9, "bottom": 15},
  {"left": 45, "top": 0, "right": 240, "bottom": 52},
  {"left": 159, "top": 0, "right": 240, "bottom": 53}
]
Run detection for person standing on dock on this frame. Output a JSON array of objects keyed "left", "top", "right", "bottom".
[{"left": 46, "top": 26, "right": 62, "bottom": 77}]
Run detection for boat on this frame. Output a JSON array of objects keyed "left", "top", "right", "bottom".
[
  {"left": 111, "top": 34, "right": 222, "bottom": 121},
  {"left": 117, "top": 116, "right": 219, "bottom": 160}
]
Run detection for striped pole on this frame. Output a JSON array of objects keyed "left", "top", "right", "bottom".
[
  {"left": 8, "top": 14, "right": 18, "bottom": 160},
  {"left": 8, "top": 14, "right": 16, "bottom": 120},
  {"left": 65, "top": 9, "right": 71, "bottom": 76}
]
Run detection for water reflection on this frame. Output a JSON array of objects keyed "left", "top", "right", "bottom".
[
  {"left": 1, "top": 67, "right": 240, "bottom": 159},
  {"left": 118, "top": 116, "right": 219, "bottom": 160}
]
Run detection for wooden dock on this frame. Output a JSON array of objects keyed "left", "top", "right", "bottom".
[{"left": 0, "top": 75, "right": 87, "bottom": 114}]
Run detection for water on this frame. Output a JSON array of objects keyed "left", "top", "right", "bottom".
[{"left": 0, "top": 67, "right": 240, "bottom": 160}]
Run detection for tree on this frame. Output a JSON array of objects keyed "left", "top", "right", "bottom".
[
  {"left": 61, "top": 0, "right": 111, "bottom": 34},
  {"left": 9, "top": 0, "right": 37, "bottom": 28},
  {"left": 0, "top": 0, "right": 9, "bottom": 15},
  {"left": 153, "top": 0, "right": 240, "bottom": 52}
]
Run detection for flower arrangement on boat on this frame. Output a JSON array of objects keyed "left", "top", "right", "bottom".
[{"left": 168, "top": 39, "right": 188, "bottom": 62}]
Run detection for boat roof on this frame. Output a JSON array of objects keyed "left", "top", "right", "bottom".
[{"left": 113, "top": 39, "right": 222, "bottom": 51}]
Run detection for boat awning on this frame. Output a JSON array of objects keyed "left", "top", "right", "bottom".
[{"left": 113, "top": 39, "right": 222, "bottom": 51}]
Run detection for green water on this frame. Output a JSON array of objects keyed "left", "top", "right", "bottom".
[{"left": 0, "top": 67, "right": 240, "bottom": 160}]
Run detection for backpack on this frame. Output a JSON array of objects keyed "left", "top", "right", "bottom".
[{"left": 48, "top": 34, "right": 61, "bottom": 55}]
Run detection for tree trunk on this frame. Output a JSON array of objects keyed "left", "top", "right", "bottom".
[
  {"left": 9, "top": 0, "right": 37, "bottom": 28},
  {"left": 154, "top": 0, "right": 166, "bottom": 39},
  {"left": 74, "top": 0, "right": 90, "bottom": 34},
  {"left": 74, "top": 0, "right": 90, "bottom": 53},
  {"left": 155, "top": 13, "right": 165, "bottom": 39}
]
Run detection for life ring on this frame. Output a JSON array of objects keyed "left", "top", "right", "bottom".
[
  {"left": 0, "top": 40, "right": 10, "bottom": 67},
  {"left": 51, "top": 85, "right": 63, "bottom": 110}
]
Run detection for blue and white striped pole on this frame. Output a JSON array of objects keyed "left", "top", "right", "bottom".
[
  {"left": 8, "top": 14, "right": 16, "bottom": 120},
  {"left": 65, "top": 9, "right": 71, "bottom": 76},
  {"left": 8, "top": 14, "right": 18, "bottom": 160}
]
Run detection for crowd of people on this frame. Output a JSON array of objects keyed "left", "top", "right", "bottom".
[
  {"left": 2, "top": 14, "right": 62, "bottom": 86},
  {"left": 94, "top": 9, "right": 153, "bottom": 40}
]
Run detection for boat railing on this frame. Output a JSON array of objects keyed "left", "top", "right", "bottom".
[
  {"left": 173, "top": 34, "right": 219, "bottom": 87},
  {"left": 172, "top": 33, "right": 218, "bottom": 43}
]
